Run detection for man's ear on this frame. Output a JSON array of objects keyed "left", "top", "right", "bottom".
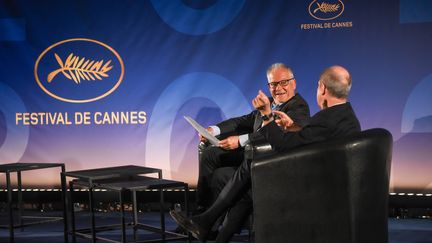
[{"left": 319, "top": 82, "right": 326, "bottom": 95}]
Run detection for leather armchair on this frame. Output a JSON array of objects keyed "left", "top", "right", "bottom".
[{"left": 250, "top": 128, "right": 393, "bottom": 243}]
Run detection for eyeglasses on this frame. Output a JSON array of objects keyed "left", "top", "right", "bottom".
[{"left": 267, "top": 78, "right": 295, "bottom": 88}]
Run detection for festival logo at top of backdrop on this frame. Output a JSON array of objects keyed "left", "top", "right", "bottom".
[
  {"left": 308, "top": 0, "right": 344, "bottom": 20},
  {"left": 34, "top": 38, "right": 124, "bottom": 103},
  {"left": 15, "top": 38, "right": 146, "bottom": 126},
  {"left": 301, "top": 0, "right": 353, "bottom": 30}
]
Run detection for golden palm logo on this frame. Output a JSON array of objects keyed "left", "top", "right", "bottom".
[
  {"left": 34, "top": 38, "right": 124, "bottom": 103},
  {"left": 313, "top": 2, "right": 340, "bottom": 14},
  {"left": 308, "top": 0, "right": 344, "bottom": 21},
  {"left": 47, "top": 53, "right": 113, "bottom": 84}
]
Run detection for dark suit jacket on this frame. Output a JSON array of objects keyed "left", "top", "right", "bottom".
[
  {"left": 216, "top": 93, "right": 310, "bottom": 140},
  {"left": 258, "top": 102, "right": 361, "bottom": 152}
]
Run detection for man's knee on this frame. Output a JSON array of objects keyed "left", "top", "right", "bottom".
[
  {"left": 211, "top": 167, "right": 236, "bottom": 191},
  {"left": 199, "top": 146, "right": 226, "bottom": 170},
  {"left": 201, "top": 146, "right": 222, "bottom": 161}
]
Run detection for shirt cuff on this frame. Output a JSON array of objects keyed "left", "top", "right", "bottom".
[
  {"left": 209, "top": 126, "right": 221, "bottom": 136},
  {"left": 238, "top": 134, "right": 249, "bottom": 147}
]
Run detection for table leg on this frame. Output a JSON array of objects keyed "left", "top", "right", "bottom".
[
  {"left": 61, "top": 168, "right": 69, "bottom": 243},
  {"left": 69, "top": 181, "right": 77, "bottom": 243},
  {"left": 120, "top": 189, "right": 126, "bottom": 243},
  {"left": 160, "top": 188, "right": 166, "bottom": 241},
  {"left": 184, "top": 184, "right": 189, "bottom": 216},
  {"left": 184, "top": 184, "right": 191, "bottom": 243},
  {"left": 89, "top": 185, "right": 96, "bottom": 243},
  {"left": 6, "top": 171, "right": 14, "bottom": 242},
  {"left": 133, "top": 190, "right": 138, "bottom": 241},
  {"left": 17, "top": 171, "right": 23, "bottom": 231}
]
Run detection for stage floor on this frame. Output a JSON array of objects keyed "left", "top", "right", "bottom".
[{"left": 0, "top": 211, "right": 431, "bottom": 242}]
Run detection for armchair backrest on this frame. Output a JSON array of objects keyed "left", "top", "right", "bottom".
[{"left": 251, "top": 128, "right": 393, "bottom": 243}]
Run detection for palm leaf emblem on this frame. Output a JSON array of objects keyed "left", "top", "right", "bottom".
[
  {"left": 47, "top": 53, "right": 113, "bottom": 84},
  {"left": 313, "top": 2, "right": 340, "bottom": 13}
]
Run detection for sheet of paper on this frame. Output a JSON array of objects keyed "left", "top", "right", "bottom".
[{"left": 184, "top": 116, "right": 220, "bottom": 146}]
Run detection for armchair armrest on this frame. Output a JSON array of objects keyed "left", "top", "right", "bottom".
[{"left": 245, "top": 136, "right": 273, "bottom": 161}]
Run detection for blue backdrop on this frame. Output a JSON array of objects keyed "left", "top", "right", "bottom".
[{"left": 1, "top": 0, "right": 432, "bottom": 192}]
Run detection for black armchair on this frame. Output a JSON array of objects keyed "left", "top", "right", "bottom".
[{"left": 250, "top": 128, "right": 393, "bottom": 243}]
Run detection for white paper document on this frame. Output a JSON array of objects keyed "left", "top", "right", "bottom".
[{"left": 184, "top": 116, "right": 220, "bottom": 146}]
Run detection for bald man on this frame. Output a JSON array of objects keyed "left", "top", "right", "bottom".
[
  {"left": 171, "top": 65, "right": 361, "bottom": 242},
  {"left": 256, "top": 65, "right": 361, "bottom": 151}
]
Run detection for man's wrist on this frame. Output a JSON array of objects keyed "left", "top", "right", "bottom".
[
  {"left": 209, "top": 126, "right": 220, "bottom": 136},
  {"left": 261, "top": 112, "right": 273, "bottom": 121},
  {"left": 260, "top": 108, "right": 272, "bottom": 115},
  {"left": 238, "top": 134, "right": 249, "bottom": 147}
]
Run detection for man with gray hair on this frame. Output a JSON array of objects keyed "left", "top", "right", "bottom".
[
  {"left": 196, "top": 63, "right": 310, "bottom": 211},
  {"left": 256, "top": 65, "right": 359, "bottom": 151},
  {"left": 171, "top": 65, "right": 361, "bottom": 242}
]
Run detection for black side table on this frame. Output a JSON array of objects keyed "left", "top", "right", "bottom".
[
  {"left": 0, "top": 162, "right": 68, "bottom": 243},
  {"left": 78, "top": 175, "right": 190, "bottom": 242},
  {"left": 63, "top": 165, "right": 188, "bottom": 242}
]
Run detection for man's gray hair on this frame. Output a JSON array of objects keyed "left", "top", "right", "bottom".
[{"left": 266, "top": 63, "right": 294, "bottom": 78}]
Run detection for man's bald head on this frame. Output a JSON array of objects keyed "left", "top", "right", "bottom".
[{"left": 319, "top": 65, "right": 352, "bottom": 99}]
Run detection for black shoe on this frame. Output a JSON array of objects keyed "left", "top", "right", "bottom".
[{"left": 169, "top": 209, "right": 209, "bottom": 241}]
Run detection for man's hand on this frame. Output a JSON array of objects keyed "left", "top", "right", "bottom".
[
  {"left": 273, "top": 110, "right": 294, "bottom": 132},
  {"left": 252, "top": 90, "right": 271, "bottom": 116},
  {"left": 199, "top": 127, "right": 214, "bottom": 142},
  {"left": 218, "top": 136, "right": 240, "bottom": 150}
]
